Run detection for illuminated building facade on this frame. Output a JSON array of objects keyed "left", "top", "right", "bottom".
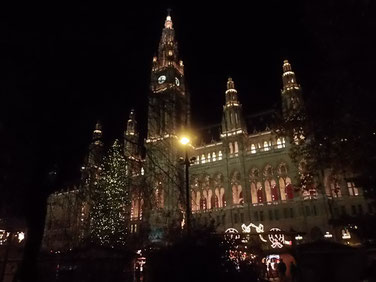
[{"left": 42, "top": 13, "right": 372, "bottom": 251}]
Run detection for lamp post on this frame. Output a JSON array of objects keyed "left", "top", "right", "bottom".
[{"left": 180, "top": 136, "right": 191, "bottom": 235}]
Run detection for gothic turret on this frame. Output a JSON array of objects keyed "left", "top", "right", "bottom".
[
  {"left": 221, "top": 78, "right": 247, "bottom": 136},
  {"left": 87, "top": 121, "right": 104, "bottom": 167},
  {"left": 124, "top": 109, "right": 139, "bottom": 158},
  {"left": 281, "top": 60, "right": 304, "bottom": 121}
]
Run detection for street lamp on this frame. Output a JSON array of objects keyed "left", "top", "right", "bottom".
[{"left": 180, "top": 136, "right": 191, "bottom": 235}]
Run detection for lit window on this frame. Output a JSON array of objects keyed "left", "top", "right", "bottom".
[
  {"left": 234, "top": 141, "right": 239, "bottom": 154},
  {"left": 347, "top": 182, "right": 359, "bottom": 196},
  {"left": 218, "top": 151, "right": 223, "bottom": 160},
  {"left": 251, "top": 144, "right": 256, "bottom": 154},
  {"left": 196, "top": 156, "right": 200, "bottom": 164},
  {"left": 207, "top": 153, "right": 211, "bottom": 162},
  {"left": 141, "top": 167, "right": 145, "bottom": 175},
  {"left": 201, "top": 154, "right": 206, "bottom": 164},
  {"left": 277, "top": 138, "right": 282, "bottom": 149},
  {"left": 264, "top": 141, "right": 270, "bottom": 151},
  {"left": 168, "top": 50, "right": 173, "bottom": 56},
  {"left": 212, "top": 152, "right": 217, "bottom": 161},
  {"left": 229, "top": 142, "right": 233, "bottom": 154}
]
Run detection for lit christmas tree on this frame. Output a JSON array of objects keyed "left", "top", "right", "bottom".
[{"left": 90, "top": 139, "right": 130, "bottom": 247}]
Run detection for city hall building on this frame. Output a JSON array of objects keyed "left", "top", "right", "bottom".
[{"left": 42, "top": 13, "right": 371, "bottom": 252}]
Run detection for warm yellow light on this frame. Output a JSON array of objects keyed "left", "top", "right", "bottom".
[{"left": 180, "top": 137, "right": 190, "bottom": 145}]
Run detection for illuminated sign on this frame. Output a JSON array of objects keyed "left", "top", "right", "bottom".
[
  {"left": 230, "top": 223, "right": 290, "bottom": 249},
  {"left": 324, "top": 232, "right": 333, "bottom": 238},
  {"left": 342, "top": 229, "right": 351, "bottom": 240},
  {"left": 268, "top": 228, "right": 284, "bottom": 249}
]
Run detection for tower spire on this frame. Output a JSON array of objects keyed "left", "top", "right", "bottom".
[
  {"left": 282, "top": 60, "right": 299, "bottom": 90},
  {"left": 165, "top": 8, "right": 173, "bottom": 29},
  {"left": 124, "top": 109, "right": 139, "bottom": 158},
  {"left": 225, "top": 77, "right": 239, "bottom": 106},
  {"left": 93, "top": 121, "right": 103, "bottom": 141},
  {"left": 87, "top": 121, "right": 104, "bottom": 167},
  {"left": 281, "top": 59, "right": 305, "bottom": 123},
  {"left": 125, "top": 109, "right": 137, "bottom": 136},
  {"left": 221, "top": 78, "right": 246, "bottom": 136}
]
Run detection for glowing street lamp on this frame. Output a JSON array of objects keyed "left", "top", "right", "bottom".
[
  {"left": 180, "top": 136, "right": 190, "bottom": 145},
  {"left": 180, "top": 136, "right": 191, "bottom": 234}
]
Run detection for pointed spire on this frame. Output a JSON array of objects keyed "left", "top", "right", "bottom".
[
  {"left": 227, "top": 77, "right": 236, "bottom": 90},
  {"left": 165, "top": 9, "right": 173, "bottom": 29},
  {"left": 283, "top": 59, "right": 292, "bottom": 72},
  {"left": 92, "top": 121, "right": 103, "bottom": 141},
  {"left": 125, "top": 109, "right": 137, "bottom": 136},
  {"left": 225, "top": 77, "right": 239, "bottom": 105},
  {"left": 282, "top": 59, "right": 299, "bottom": 89},
  {"left": 87, "top": 121, "right": 104, "bottom": 167}
]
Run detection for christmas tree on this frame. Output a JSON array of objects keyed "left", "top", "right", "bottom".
[{"left": 90, "top": 139, "right": 130, "bottom": 247}]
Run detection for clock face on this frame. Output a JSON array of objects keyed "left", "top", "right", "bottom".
[
  {"left": 175, "top": 77, "right": 180, "bottom": 86},
  {"left": 158, "top": 75, "right": 166, "bottom": 84}
]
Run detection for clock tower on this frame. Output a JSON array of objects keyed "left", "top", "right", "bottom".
[
  {"left": 148, "top": 11, "right": 189, "bottom": 138},
  {"left": 146, "top": 11, "right": 190, "bottom": 240}
]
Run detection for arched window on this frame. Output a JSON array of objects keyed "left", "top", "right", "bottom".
[
  {"left": 278, "top": 164, "right": 293, "bottom": 200},
  {"left": 131, "top": 196, "right": 139, "bottom": 219},
  {"left": 347, "top": 182, "right": 359, "bottom": 196},
  {"left": 211, "top": 193, "right": 219, "bottom": 209},
  {"left": 216, "top": 187, "right": 226, "bottom": 207},
  {"left": 232, "top": 185, "right": 243, "bottom": 205},
  {"left": 196, "top": 191, "right": 201, "bottom": 210},
  {"left": 222, "top": 193, "right": 226, "bottom": 207},
  {"left": 212, "top": 152, "right": 217, "bottom": 161},
  {"left": 330, "top": 181, "right": 342, "bottom": 198},
  {"left": 218, "top": 151, "right": 223, "bottom": 160},
  {"left": 200, "top": 198, "right": 207, "bottom": 210},
  {"left": 251, "top": 182, "right": 258, "bottom": 204},
  {"left": 251, "top": 144, "right": 256, "bottom": 154},
  {"left": 279, "top": 177, "right": 287, "bottom": 201},
  {"left": 265, "top": 180, "right": 272, "bottom": 202},
  {"left": 201, "top": 154, "right": 206, "bottom": 164},
  {"left": 264, "top": 141, "right": 270, "bottom": 151},
  {"left": 196, "top": 156, "right": 200, "bottom": 164},
  {"left": 257, "top": 182, "right": 264, "bottom": 203},
  {"left": 207, "top": 189, "right": 213, "bottom": 209},
  {"left": 234, "top": 141, "right": 239, "bottom": 154},
  {"left": 229, "top": 142, "right": 234, "bottom": 154},
  {"left": 207, "top": 153, "right": 211, "bottom": 163},
  {"left": 286, "top": 179, "right": 294, "bottom": 200},
  {"left": 271, "top": 179, "right": 279, "bottom": 201},
  {"left": 277, "top": 138, "right": 283, "bottom": 149},
  {"left": 191, "top": 191, "right": 196, "bottom": 211}
]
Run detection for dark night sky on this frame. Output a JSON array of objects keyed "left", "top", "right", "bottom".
[{"left": 1, "top": 1, "right": 375, "bottom": 216}]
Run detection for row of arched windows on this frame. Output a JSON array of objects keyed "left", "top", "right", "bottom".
[
  {"left": 249, "top": 177, "right": 294, "bottom": 204},
  {"left": 249, "top": 138, "right": 286, "bottom": 154},
  {"left": 195, "top": 151, "right": 223, "bottom": 165},
  {"left": 192, "top": 188, "right": 226, "bottom": 211},
  {"left": 192, "top": 177, "right": 295, "bottom": 212},
  {"left": 193, "top": 138, "right": 286, "bottom": 165},
  {"left": 192, "top": 164, "right": 294, "bottom": 212}
]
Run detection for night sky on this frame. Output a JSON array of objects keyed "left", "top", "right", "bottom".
[{"left": 1, "top": 1, "right": 375, "bottom": 218}]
